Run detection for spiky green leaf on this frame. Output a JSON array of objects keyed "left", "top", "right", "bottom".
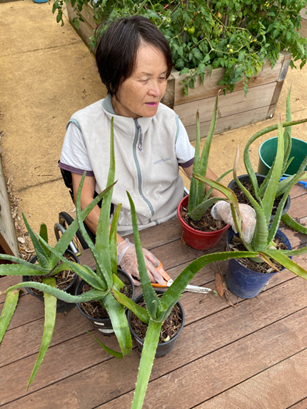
[
  {"left": 0, "top": 289, "right": 19, "bottom": 343},
  {"left": 131, "top": 320, "right": 162, "bottom": 409},
  {"left": 27, "top": 277, "right": 57, "bottom": 389},
  {"left": 102, "top": 292, "right": 132, "bottom": 357},
  {"left": 127, "top": 192, "right": 160, "bottom": 320}
]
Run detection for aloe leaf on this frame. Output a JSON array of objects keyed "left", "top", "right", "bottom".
[
  {"left": 188, "top": 111, "right": 201, "bottom": 213},
  {"left": 262, "top": 116, "right": 284, "bottom": 221},
  {"left": 22, "top": 214, "right": 50, "bottom": 270},
  {"left": 283, "top": 86, "right": 292, "bottom": 167},
  {"left": 160, "top": 250, "right": 258, "bottom": 313},
  {"left": 52, "top": 181, "right": 116, "bottom": 268},
  {"left": 109, "top": 204, "right": 122, "bottom": 276},
  {"left": 75, "top": 173, "right": 110, "bottom": 287},
  {"left": 39, "top": 224, "right": 50, "bottom": 256},
  {"left": 131, "top": 320, "right": 162, "bottom": 409},
  {"left": 112, "top": 288, "right": 150, "bottom": 324},
  {"left": 88, "top": 332, "right": 124, "bottom": 359},
  {"left": 281, "top": 244, "right": 307, "bottom": 256},
  {"left": 38, "top": 237, "right": 106, "bottom": 290},
  {"left": 281, "top": 213, "right": 307, "bottom": 234},
  {"left": 6, "top": 282, "right": 108, "bottom": 302},
  {"left": 95, "top": 117, "right": 116, "bottom": 284},
  {"left": 296, "top": 156, "right": 307, "bottom": 176},
  {"left": 275, "top": 174, "right": 295, "bottom": 197},
  {"left": 112, "top": 273, "right": 125, "bottom": 291},
  {"left": 204, "top": 167, "right": 233, "bottom": 200},
  {"left": 232, "top": 150, "right": 268, "bottom": 251},
  {"left": 188, "top": 197, "right": 225, "bottom": 221},
  {"left": 102, "top": 292, "right": 132, "bottom": 357},
  {"left": 243, "top": 117, "right": 307, "bottom": 199},
  {"left": 27, "top": 277, "right": 57, "bottom": 389},
  {"left": 0, "top": 262, "right": 49, "bottom": 276},
  {"left": 196, "top": 95, "right": 219, "bottom": 203},
  {"left": 127, "top": 191, "right": 160, "bottom": 320},
  {"left": 0, "top": 289, "right": 19, "bottom": 343},
  {"left": 192, "top": 173, "right": 248, "bottom": 248},
  {"left": 265, "top": 249, "right": 307, "bottom": 280},
  {"left": 268, "top": 171, "right": 307, "bottom": 244}
]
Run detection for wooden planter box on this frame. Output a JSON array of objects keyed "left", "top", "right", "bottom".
[
  {"left": 163, "top": 52, "right": 291, "bottom": 141},
  {"left": 64, "top": 3, "right": 291, "bottom": 141}
]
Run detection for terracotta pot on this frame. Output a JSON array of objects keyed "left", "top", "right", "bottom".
[{"left": 177, "top": 195, "right": 229, "bottom": 250}]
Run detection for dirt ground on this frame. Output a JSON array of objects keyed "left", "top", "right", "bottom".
[{"left": 1, "top": 0, "right": 307, "bottom": 254}]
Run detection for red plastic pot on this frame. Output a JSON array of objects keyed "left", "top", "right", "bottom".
[{"left": 177, "top": 195, "right": 230, "bottom": 250}]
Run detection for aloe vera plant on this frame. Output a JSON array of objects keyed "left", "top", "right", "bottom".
[
  {"left": 242, "top": 87, "right": 307, "bottom": 232},
  {"left": 194, "top": 113, "right": 307, "bottom": 271},
  {"left": 112, "top": 176, "right": 307, "bottom": 408},
  {"left": 0, "top": 117, "right": 132, "bottom": 387},
  {"left": 187, "top": 95, "right": 231, "bottom": 221}
]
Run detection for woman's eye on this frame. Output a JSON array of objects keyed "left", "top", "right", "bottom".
[
  {"left": 159, "top": 77, "right": 166, "bottom": 81},
  {"left": 141, "top": 79, "right": 149, "bottom": 83}
]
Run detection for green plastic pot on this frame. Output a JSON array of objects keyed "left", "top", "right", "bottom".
[{"left": 258, "top": 136, "right": 307, "bottom": 177}]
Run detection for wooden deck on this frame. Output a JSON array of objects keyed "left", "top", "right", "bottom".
[{"left": 1, "top": 185, "right": 307, "bottom": 408}]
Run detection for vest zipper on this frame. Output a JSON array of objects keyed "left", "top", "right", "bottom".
[{"left": 133, "top": 120, "right": 154, "bottom": 218}]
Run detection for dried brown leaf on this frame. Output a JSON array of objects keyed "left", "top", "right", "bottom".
[{"left": 215, "top": 273, "right": 225, "bottom": 298}]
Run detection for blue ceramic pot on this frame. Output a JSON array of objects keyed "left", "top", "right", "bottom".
[{"left": 226, "top": 229, "right": 292, "bottom": 298}]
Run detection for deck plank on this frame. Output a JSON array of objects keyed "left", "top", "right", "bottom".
[
  {"left": 195, "top": 349, "right": 307, "bottom": 409},
  {"left": 0, "top": 306, "right": 94, "bottom": 368},
  {"left": 288, "top": 397, "right": 307, "bottom": 409},
  {"left": 97, "top": 308, "right": 307, "bottom": 409},
  {"left": 2, "top": 276, "right": 307, "bottom": 408},
  {"left": 1, "top": 189, "right": 307, "bottom": 409}
]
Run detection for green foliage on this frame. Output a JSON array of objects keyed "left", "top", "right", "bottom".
[
  {"left": 113, "top": 180, "right": 307, "bottom": 408},
  {"left": 242, "top": 87, "right": 307, "bottom": 232},
  {"left": 0, "top": 118, "right": 132, "bottom": 387},
  {"left": 187, "top": 95, "right": 231, "bottom": 221},
  {"left": 194, "top": 112, "right": 307, "bottom": 259},
  {"left": 53, "top": 0, "right": 307, "bottom": 95}
]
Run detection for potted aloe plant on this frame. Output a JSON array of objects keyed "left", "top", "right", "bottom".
[
  {"left": 22, "top": 221, "right": 79, "bottom": 313},
  {"left": 113, "top": 176, "right": 307, "bottom": 408},
  {"left": 177, "top": 95, "right": 231, "bottom": 250},
  {"left": 0, "top": 118, "right": 133, "bottom": 387},
  {"left": 194, "top": 113, "right": 307, "bottom": 298},
  {"left": 227, "top": 87, "right": 307, "bottom": 221}
]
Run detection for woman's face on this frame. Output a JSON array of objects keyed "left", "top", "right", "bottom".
[{"left": 112, "top": 43, "right": 168, "bottom": 119}]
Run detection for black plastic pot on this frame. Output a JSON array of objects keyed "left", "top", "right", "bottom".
[
  {"left": 75, "top": 269, "right": 134, "bottom": 335},
  {"left": 227, "top": 174, "right": 291, "bottom": 220},
  {"left": 226, "top": 228, "right": 292, "bottom": 298},
  {"left": 128, "top": 290, "right": 185, "bottom": 358},
  {"left": 23, "top": 249, "right": 79, "bottom": 313}
]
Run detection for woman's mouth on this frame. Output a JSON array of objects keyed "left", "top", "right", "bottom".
[{"left": 145, "top": 102, "right": 158, "bottom": 107}]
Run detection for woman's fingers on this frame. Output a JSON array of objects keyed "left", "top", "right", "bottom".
[{"left": 145, "top": 260, "right": 165, "bottom": 285}]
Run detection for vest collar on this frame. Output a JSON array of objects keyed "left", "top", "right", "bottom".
[{"left": 102, "top": 94, "right": 154, "bottom": 135}]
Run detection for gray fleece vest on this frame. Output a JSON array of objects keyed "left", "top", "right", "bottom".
[{"left": 68, "top": 95, "right": 184, "bottom": 235}]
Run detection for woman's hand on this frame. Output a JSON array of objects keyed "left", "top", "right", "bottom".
[
  {"left": 211, "top": 201, "right": 256, "bottom": 244},
  {"left": 117, "top": 239, "right": 165, "bottom": 286}
]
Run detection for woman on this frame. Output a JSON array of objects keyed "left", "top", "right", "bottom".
[{"left": 59, "top": 16, "right": 223, "bottom": 285}]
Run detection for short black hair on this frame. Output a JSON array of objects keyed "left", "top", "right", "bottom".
[{"left": 95, "top": 16, "right": 173, "bottom": 96}]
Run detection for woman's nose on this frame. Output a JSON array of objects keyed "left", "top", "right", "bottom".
[{"left": 148, "top": 80, "right": 163, "bottom": 97}]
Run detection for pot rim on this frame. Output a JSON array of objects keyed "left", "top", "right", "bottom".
[
  {"left": 177, "top": 195, "right": 230, "bottom": 236},
  {"left": 226, "top": 228, "right": 292, "bottom": 276},
  {"left": 127, "top": 289, "right": 185, "bottom": 347},
  {"left": 24, "top": 249, "right": 79, "bottom": 295},
  {"left": 76, "top": 268, "right": 134, "bottom": 322}
]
